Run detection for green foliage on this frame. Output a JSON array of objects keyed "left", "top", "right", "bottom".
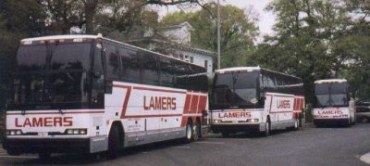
[
  {"left": 161, "top": 3, "right": 258, "bottom": 68},
  {"left": 255, "top": 0, "right": 370, "bottom": 103}
]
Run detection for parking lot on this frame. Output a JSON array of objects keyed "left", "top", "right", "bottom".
[{"left": 1, "top": 123, "right": 369, "bottom": 166}]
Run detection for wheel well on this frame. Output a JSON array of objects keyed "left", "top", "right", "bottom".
[
  {"left": 187, "top": 118, "right": 193, "bottom": 125},
  {"left": 196, "top": 117, "right": 201, "bottom": 124},
  {"left": 111, "top": 121, "right": 124, "bottom": 146},
  {"left": 266, "top": 115, "right": 270, "bottom": 122}
]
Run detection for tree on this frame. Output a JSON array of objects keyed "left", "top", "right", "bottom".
[
  {"left": 95, "top": 0, "right": 155, "bottom": 40},
  {"left": 253, "top": 0, "right": 364, "bottom": 104},
  {"left": 161, "top": 3, "right": 258, "bottom": 67}
]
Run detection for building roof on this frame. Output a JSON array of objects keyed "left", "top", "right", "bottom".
[
  {"left": 128, "top": 38, "right": 215, "bottom": 57},
  {"left": 162, "top": 22, "right": 194, "bottom": 31}
]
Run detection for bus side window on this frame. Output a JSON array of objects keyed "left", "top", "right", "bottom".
[
  {"left": 141, "top": 51, "right": 159, "bottom": 85},
  {"left": 91, "top": 41, "right": 105, "bottom": 107},
  {"left": 159, "top": 58, "right": 174, "bottom": 87},
  {"left": 120, "top": 46, "right": 141, "bottom": 83},
  {"left": 103, "top": 42, "right": 121, "bottom": 80}
]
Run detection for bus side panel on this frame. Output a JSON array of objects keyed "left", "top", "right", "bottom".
[
  {"left": 265, "top": 93, "right": 295, "bottom": 129},
  {"left": 111, "top": 82, "right": 206, "bottom": 147}
]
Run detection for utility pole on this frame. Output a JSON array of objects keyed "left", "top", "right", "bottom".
[{"left": 217, "top": 0, "right": 221, "bottom": 69}]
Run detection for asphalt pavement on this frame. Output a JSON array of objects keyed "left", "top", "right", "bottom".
[{"left": 0, "top": 123, "right": 369, "bottom": 166}]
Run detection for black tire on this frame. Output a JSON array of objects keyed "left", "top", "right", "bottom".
[
  {"left": 262, "top": 120, "right": 271, "bottom": 137},
  {"left": 38, "top": 152, "right": 51, "bottom": 160},
  {"left": 192, "top": 121, "right": 200, "bottom": 141},
  {"left": 294, "top": 118, "right": 300, "bottom": 130},
  {"left": 107, "top": 125, "right": 121, "bottom": 159},
  {"left": 361, "top": 117, "right": 369, "bottom": 123},
  {"left": 185, "top": 121, "right": 193, "bottom": 143}
]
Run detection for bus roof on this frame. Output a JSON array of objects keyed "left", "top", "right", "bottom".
[
  {"left": 314, "top": 79, "right": 347, "bottom": 84},
  {"left": 20, "top": 34, "right": 206, "bottom": 69},
  {"left": 215, "top": 66, "right": 301, "bottom": 80},
  {"left": 21, "top": 35, "right": 98, "bottom": 42},
  {"left": 215, "top": 66, "right": 261, "bottom": 73}
]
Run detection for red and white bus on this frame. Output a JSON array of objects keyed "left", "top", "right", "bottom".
[
  {"left": 3, "top": 35, "right": 209, "bottom": 159},
  {"left": 312, "top": 79, "right": 356, "bottom": 127},
  {"left": 210, "top": 67, "right": 305, "bottom": 137}
]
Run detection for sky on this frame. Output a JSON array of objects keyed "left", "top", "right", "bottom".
[{"left": 152, "top": 0, "right": 276, "bottom": 37}]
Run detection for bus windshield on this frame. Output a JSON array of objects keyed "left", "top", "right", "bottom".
[
  {"left": 315, "top": 83, "right": 348, "bottom": 107},
  {"left": 10, "top": 41, "right": 93, "bottom": 110},
  {"left": 211, "top": 71, "right": 258, "bottom": 109}
]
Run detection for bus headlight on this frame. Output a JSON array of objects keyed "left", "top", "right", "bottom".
[
  {"left": 7, "top": 130, "right": 23, "bottom": 135},
  {"left": 65, "top": 129, "right": 87, "bottom": 135},
  {"left": 212, "top": 119, "right": 221, "bottom": 124},
  {"left": 246, "top": 119, "right": 259, "bottom": 123}
]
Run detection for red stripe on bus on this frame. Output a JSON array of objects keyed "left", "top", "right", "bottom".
[
  {"left": 197, "top": 96, "right": 207, "bottom": 114},
  {"left": 190, "top": 95, "right": 199, "bottom": 114},
  {"left": 6, "top": 111, "right": 104, "bottom": 115},
  {"left": 133, "top": 87, "right": 185, "bottom": 94},
  {"left": 181, "top": 94, "right": 192, "bottom": 127},
  {"left": 184, "top": 94, "right": 192, "bottom": 114},
  {"left": 117, "top": 86, "right": 132, "bottom": 119},
  {"left": 269, "top": 96, "right": 273, "bottom": 112},
  {"left": 294, "top": 98, "right": 298, "bottom": 110}
]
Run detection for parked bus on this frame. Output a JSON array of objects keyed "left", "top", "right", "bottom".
[
  {"left": 312, "top": 79, "right": 355, "bottom": 126},
  {"left": 210, "top": 67, "right": 305, "bottom": 137},
  {"left": 3, "top": 35, "right": 209, "bottom": 159}
]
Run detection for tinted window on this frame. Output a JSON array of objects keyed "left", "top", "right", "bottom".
[
  {"left": 103, "top": 42, "right": 120, "bottom": 79},
  {"left": 120, "top": 46, "right": 141, "bottom": 83},
  {"left": 160, "top": 58, "right": 174, "bottom": 87},
  {"left": 50, "top": 42, "right": 91, "bottom": 71},
  {"left": 142, "top": 51, "right": 159, "bottom": 85},
  {"left": 17, "top": 44, "right": 47, "bottom": 71}
]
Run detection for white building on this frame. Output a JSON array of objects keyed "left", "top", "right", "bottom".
[{"left": 129, "top": 21, "right": 215, "bottom": 74}]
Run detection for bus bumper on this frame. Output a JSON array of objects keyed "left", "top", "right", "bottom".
[
  {"left": 313, "top": 118, "right": 349, "bottom": 126},
  {"left": 3, "top": 136, "right": 108, "bottom": 155},
  {"left": 211, "top": 124, "right": 260, "bottom": 133}
]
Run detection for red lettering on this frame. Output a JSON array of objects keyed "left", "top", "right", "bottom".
[
  {"left": 32, "top": 117, "right": 43, "bottom": 127},
  {"left": 155, "top": 97, "right": 161, "bottom": 109},
  {"left": 143, "top": 96, "right": 177, "bottom": 111},
  {"left": 277, "top": 100, "right": 291, "bottom": 109},
  {"left": 14, "top": 117, "right": 73, "bottom": 127},
  {"left": 24, "top": 118, "right": 31, "bottom": 127},
  {"left": 143, "top": 96, "right": 149, "bottom": 110},
  {"left": 219, "top": 112, "right": 251, "bottom": 118},
  {"left": 54, "top": 117, "right": 62, "bottom": 126},
  {"left": 63, "top": 117, "right": 73, "bottom": 127},
  {"left": 44, "top": 117, "right": 52, "bottom": 127},
  {"left": 15, "top": 118, "right": 22, "bottom": 127},
  {"left": 162, "top": 97, "right": 167, "bottom": 110},
  {"left": 172, "top": 98, "right": 176, "bottom": 110}
]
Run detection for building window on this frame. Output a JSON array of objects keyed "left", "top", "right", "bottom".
[{"left": 190, "top": 56, "right": 194, "bottom": 63}]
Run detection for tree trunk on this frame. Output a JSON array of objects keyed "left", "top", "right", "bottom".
[{"left": 84, "top": 0, "right": 98, "bottom": 34}]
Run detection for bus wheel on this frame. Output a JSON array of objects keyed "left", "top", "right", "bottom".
[
  {"left": 361, "top": 117, "right": 369, "bottom": 123},
  {"left": 192, "top": 121, "right": 200, "bottom": 141},
  {"left": 294, "top": 118, "right": 299, "bottom": 130},
  {"left": 107, "top": 125, "right": 121, "bottom": 159},
  {"left": 185, "top": 122, "right": 193, "bottom": 142},
  {"left": 263, "top": 120, "right": 271, "bottom": 137},
  {"left": 38, "top": 152, "right": 51, "bottom": 160}
]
